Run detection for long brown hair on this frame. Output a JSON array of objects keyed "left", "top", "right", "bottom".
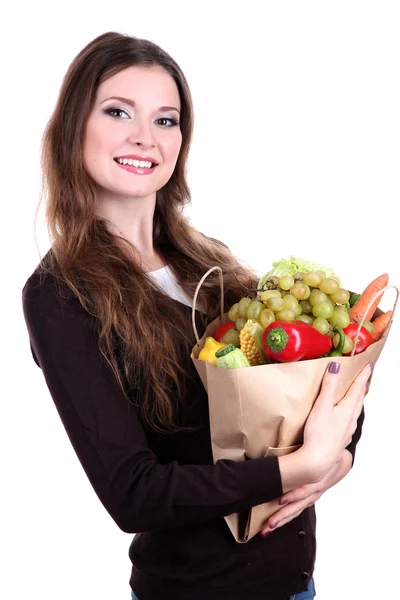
[{"left": 39, "top": 31, "right": 258, "bottom": 432}]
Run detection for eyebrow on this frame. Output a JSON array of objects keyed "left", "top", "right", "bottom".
[{"left": 100, "top": 96, "right": 180, "bottom": 114}]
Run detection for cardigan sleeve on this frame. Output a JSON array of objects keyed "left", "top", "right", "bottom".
[
  {"left": 345, "top": 408, "right": 365, "bottom": 467},
  {"left": 22, "top": 271, "right": 283, "bottom": 534}
]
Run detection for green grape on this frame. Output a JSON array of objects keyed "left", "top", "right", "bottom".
[
  {"left": 333, "top": 333, "right": 353, "bottom": 354},
  {"left": 290, "top": 282, "right": 311, "bottom": 300},
  {"left": 262, "top": 276, "right": 280, "bottom": 290},
  {"left": 260, "top": 308, "right": 275, "bottom": 328},
  {"left": 221, "top": 328, "right": 241, "bottom": 347},
  {"left": 362, "top": 320, "right": 375, "bottom": 335},
  {"left": 279, "top": 275, "right": 295, "bottom": 290},
  {"left": 235, "top": 317, "right": 247, "bottom": 331},
  {"left": 247, "top": 300, "right": 264, "bottom": 321},
  {"left": 293, "top": 271, "right": 305, "bottom": 282},
  {"left": 334, "top": 304, "right": 348, "bottom": 312},
  {"left": 275, "top": 308, "right": 296, "bottom": 321},
  {"left": 228, "top": 302, "right": 240, "bottom": 321},
  {"left": 260, "top": 290, "right": 281, "bottom": 303},
  {"left": 315, "top": 270, "right": 326, "bottom": 280},
  {"left": 296, "top": 314, "right": 314, "bottom": 325},
  {"left": 313, "top": 317, "right": 331, "bottom": 335},
  {"left": 266, "top": 296, "right": 284, "bottom": 312},
  {"left": 330, "top": 288, "right": 350, "bottom": 304},
  {"left": 300, "top": 299, "right": 313, "bottom": 314},
  {"left": 319, "top": 277, "right": 339, "bottom": 295},
  {"left": 343, "top": 335, "right": 354, "bottom": 353},
  {"left": 312, "top": 302, "right": 334, "bottom": 319},
  {"left": 328, "top": 307, "right": 351, "bottom": 329},
  {"left": 309, "top": 289, "right": 328, "bottom": 306},
  {"left": 238, "top": 297, "right": 252, "bottom": 318},
  {"left": 303, "top": 271, "right": 323, "bottom": 287},
  {"left": 282, "top": 294, "right": 299, "bottom": 312},
  {"left": 295, "top": 305, "right": 302, "bottom": 317}
]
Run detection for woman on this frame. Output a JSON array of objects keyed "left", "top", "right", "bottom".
[{"left": 22, "top": 31, "right": 370, "bottom": 600}]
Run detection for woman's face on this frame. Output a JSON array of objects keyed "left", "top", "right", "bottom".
[{"left": 83, "top": 65, "right": 182, "bottom": 203}]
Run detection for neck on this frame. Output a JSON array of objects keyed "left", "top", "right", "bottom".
[
  {"left": 141, "top": 251, "right": 166, "bottom": 272},
  {"left": 95, "top": 192, "right": 165, "bottom": 271}
]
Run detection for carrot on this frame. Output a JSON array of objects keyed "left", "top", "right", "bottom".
[
  {"left": 348, "top": 273, "right": 389, "bottom": 323},
  {"left": 371, "top": 310, "right": 393, "bottom": 342}
]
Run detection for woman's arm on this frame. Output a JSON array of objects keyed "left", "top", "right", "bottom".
[
  {"left": 261, "top": 449, "right": 353, "bottom": 535},
  {"left": 22, "top": 271, "right": 284, "bottom": 534}
]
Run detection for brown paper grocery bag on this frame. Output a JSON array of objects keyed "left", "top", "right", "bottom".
[{"left": 190, "top": 267, "right": 399, "bottom": 542}]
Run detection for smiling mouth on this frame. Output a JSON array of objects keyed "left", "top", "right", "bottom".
[{"left": 114, "top": 158, "right": 158, "bottom": 168}]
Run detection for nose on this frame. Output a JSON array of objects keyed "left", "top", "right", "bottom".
[{"left": 127, "top": 119, "right": 156, "bottom": 149}]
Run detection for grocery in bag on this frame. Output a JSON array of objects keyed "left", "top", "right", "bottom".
[{"left": 191, "top": 263, "right": 398, "bottom": 542}]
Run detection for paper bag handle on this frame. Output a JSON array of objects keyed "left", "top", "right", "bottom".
[
  {"left": 350, "top": 284, "right": 399, "bottom": 357},
  {"left": 192, "top": 266, "right": 224, "bottom": 345}
]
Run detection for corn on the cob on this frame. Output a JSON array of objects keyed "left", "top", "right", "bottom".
[{"left": 239, "top": 319, "right": 266, "bottom": 366}]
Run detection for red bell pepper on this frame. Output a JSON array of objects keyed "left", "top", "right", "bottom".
[
  {"left": 343, "top": 323, "right": 373, "bottom": 355},
  {"left": 262, "top": 320, "right": 332, "bottom": 362},
  {"left": 214, "top": 321, "right": 236, "bottom": 342}
]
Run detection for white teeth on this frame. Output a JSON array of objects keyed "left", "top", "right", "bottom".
[{"left": 116, "top": 158, "right": 153, "bottom": 168}]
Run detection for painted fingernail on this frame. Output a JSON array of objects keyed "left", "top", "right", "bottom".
[
  {"left": 328, "top": 361, "right": 340, "bottom": 374},
  {"left": 370, "top": 362, "right": 375, "bottom": 372},
  {"left": 279, "top": 498, "right": 289, "bottom": 506},
  {"left": 269, "top": 521, "right": 278, "bottom": 529},
  {"left": 261, "top": 529, "right": 271, "bottom": 537}
]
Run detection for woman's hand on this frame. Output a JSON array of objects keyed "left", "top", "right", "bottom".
[
  {"left": 261, "top": 449, "right": 353, "bottom": 536},
  {"left": 301, "top": 360, "right": 372, "bottom": 480},
  {"left": 277, "top": 360, "right": 372, "bottom": 493}
]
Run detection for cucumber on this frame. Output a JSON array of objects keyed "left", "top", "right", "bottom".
[{"left": 215, "top": 344, "right": 236, "bottom": 358}]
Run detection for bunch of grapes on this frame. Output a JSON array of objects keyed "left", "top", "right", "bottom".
[{"left": 226, "top": 270, "right": 353, "bottom": 347}]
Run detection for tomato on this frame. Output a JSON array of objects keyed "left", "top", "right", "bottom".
[
  {"left": 343, "top": 323, "right": 373, "bottom": 355},
  {"left": 214, "top": 322, "right": 236, "bottom": 342}
]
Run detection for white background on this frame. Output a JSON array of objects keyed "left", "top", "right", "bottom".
[{"left": 2, "top": 1, "right": 399, "bottom": 599}]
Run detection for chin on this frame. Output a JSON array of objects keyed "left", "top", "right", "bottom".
[
  {"left": 106, "top": 182, "right": 156, "bottom": 198},
  {"left": 128, "top": 185, "right": 159, "bottom": 198}
]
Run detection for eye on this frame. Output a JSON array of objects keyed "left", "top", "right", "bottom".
[
  {"left": 103, "top": 107, "right": 130, "bottom": 119},
  {"left": 155, "top": 117, "right": 179, "bottom": 128}
]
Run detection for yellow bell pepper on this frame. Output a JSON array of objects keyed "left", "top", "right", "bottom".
[{"left": 198, "top": 337, "right": 226, "bottom": 365}]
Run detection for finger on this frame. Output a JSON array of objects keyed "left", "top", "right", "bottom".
[
  {"left": 313, "top": 361, "right": 342, "bottom": 411},
  {"left": 270, "top": 499, "right": 312, "bottom": 526},
  {"left": 344, "top": 408, "right": 361, "bottom": 441},
  {"left": 345, "top": 397, "right": 364, "bottom": 444},
  {"left": 354, "top": 394, "right": 364, "bottom": 421},
  {"left": 262, "top": 493, "right": 320, "bottom": 535},
  {"left": 338, "top": 363, "right": 373, "bottom": 412},
  {"left": 261, "top": 508, "right": 303, "bottom": 535},
  {"left": 261, "top": 505, "right": 309, "bottom": 536},
  {"left": 274, "top": 508, "right": 311, "bottom": 530},
  {"left": 356, "top": 388, "right": 366, "bottom": 410},
  {"left": 351, "top": 363, "right": 373, "bottom": 398},
  {"left": 344, "top": 387, "right": 367, "bottom": 444},
  {"left": 278, "top": 483, "right": 319, "bottom": 505}
]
